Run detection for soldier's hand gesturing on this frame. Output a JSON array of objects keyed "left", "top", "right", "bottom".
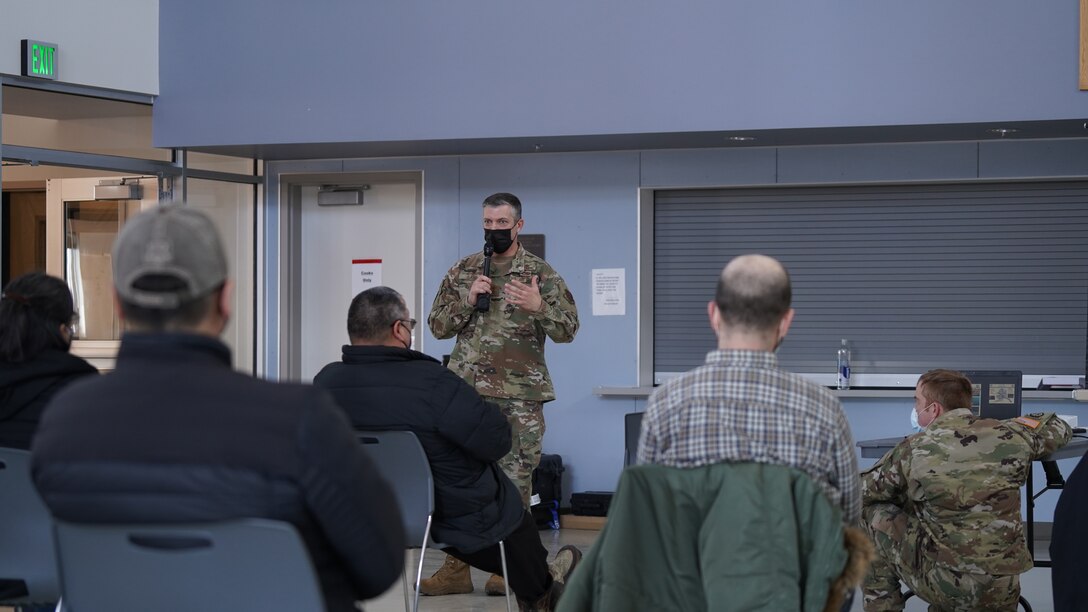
[
  {"left": 467, "top": 274, "right": 492, "bottom": 306},
  {"left": 505, "top": 276, "right": 543, "bottom": 312}
]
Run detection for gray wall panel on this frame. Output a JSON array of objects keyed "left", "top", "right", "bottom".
[
  {"left": 639, "top": 148, "right": 777, "bottom": 187},
  {"left": 1, "top": 0, "right": 158, "bottom": 93},
  {"left": 156, "top": 1, "right": 1084, "bottom": 148},
  {"left": 980, "top": 139, "right": 1088, "bottom": 178},
  {"left": 777, "top": 142, "right": 979, "bottom": 183}
]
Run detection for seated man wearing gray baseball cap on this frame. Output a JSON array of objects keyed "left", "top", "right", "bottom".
[{"left": 31, "top": 204, "right": 405, "bottom": 611}]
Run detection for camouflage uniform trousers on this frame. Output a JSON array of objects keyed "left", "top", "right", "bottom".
[
  {"left": 862, "top": 503, "right": 1020, "bottom": 612},
  {"left": 488, "top": 397, "right": 545, "bottom": 508}
]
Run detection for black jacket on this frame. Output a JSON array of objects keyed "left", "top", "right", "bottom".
[
  {"left": 31, "top": 333, "right": 405, "bottom": 612},
  {"left": 1052, "top": 450, "right": 1088, "bottom": 611},
  {"left": 314, "top": 345, "right": 524, "bottom": 554},
  {"left": 0, "top": 349, "right": 97, "bottom": 449}
]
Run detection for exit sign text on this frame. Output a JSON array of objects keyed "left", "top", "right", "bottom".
[{"left": 21, "top": 39, "right": 58, "bottom": 80}]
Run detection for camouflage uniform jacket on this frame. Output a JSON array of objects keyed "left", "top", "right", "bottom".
[
  {"left": 427, "top": 245, "right": 578, "bottom": 401},
  {"left": 862, "top": 408, "right": 1071, "bottom": 575}
]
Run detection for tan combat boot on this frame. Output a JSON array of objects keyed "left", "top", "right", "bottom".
[
  {"left": 417, "top": 554, "right": 473, "bottom": 595},
  {"left": 548, "top": 545, "right": 583, "bottom": 586},
  {"left": 485, "top": 573, "right": 506, "bottom": 595},
  {"left": 518, "top": 545, "right": 583, "bottom": 611}
]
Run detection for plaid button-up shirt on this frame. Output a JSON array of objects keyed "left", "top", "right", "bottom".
[{"left": 637, "top": 349, "right": 861, "bottom": 525}]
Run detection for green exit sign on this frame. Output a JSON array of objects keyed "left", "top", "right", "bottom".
[{"left": 21, "top": 39, "right": 58, "bottom": 80}]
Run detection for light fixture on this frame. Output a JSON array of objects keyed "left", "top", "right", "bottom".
[
  {"left": 728, "top": 136, "right": 756, "bottom": 142},
  {"left": 317, "top": 184, "right": 369, "bottom": 206},
  {"left": 987, "top": 128, "right": 1018, "bottom": 136},
  {"left": 94, "top": 178, "right": 142, "bottom": 200}
]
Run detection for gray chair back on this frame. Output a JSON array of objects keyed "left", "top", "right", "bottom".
[
  {"left": 53, "top": 518, "right": 325, "bottom": 612},
  {"left": 0, "top": 447, "right": 60, "bottom": 606},
  {"left": 624, "top": 412, "right": 644, "bottom": 466},
  {"left": 358, "top": 430, "right": 516, "bottom": 612},
  {"left": 356, "top": 430, "right": 433, "bottom": 546}
]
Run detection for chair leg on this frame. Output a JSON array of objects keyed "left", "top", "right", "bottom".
[
  {"left": 498, "top": 540, "right": 513, "bottom": 612},
  {"left": 402, "top": 548, "right": 413, "bottom": 609},
  {"left": 413, "top": 516, "right": 433, "bottom": 612}
]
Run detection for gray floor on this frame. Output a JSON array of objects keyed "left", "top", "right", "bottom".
[
  {"left": 363, "top": 529, "right": 1057, "bottom": 612},
  {"left": 364, "top": 528, "right": 597, "bottom": 612}
]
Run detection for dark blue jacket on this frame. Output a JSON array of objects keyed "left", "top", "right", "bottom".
[
  {"left": 1052, "top": 450, "right": 1088, "bottom": 611},
  {"left": 314, "top": 345, "right": 523, "bottom": 554},
  {"left": 0, "top": 349, "right": 97, "bottom": 449},
  {"left": 31, "top": 333, "right": 405, "bottom": 612}
]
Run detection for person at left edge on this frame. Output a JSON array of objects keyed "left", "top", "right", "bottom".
[
  {"left": 0, "top": 272, "right": 96, "bottom": 450},
  {"left": 30, "top": 204, "right": 405, "bottom": 612}
]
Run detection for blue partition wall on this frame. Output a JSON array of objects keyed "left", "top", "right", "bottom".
[{"left": 165, "top": 1, "right": 1088, "bottom": 516}]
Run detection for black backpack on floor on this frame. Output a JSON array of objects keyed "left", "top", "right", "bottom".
[{"left": 530, "top": 454, "right": 564, "bottom": 529}]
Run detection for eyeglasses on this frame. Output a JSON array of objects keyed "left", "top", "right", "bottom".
[{"left": 399, "top": 318, "right": 417, "bottom": 330}]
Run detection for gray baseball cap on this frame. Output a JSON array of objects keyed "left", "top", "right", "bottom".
[{"left": 112, "top": 204, "right": 228, "bottom": 309}]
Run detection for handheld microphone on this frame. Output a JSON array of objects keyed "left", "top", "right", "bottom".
[
  {"left": 1042, "top": 460, "right": 1065, "bottom": 489},
  {"left": 475, "top": 242, "right": 494, "bottom": 312}
]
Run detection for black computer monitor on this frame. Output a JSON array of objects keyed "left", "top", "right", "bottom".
[{"left": 961, "top": 370, "right": 1022, "bottom": 420}]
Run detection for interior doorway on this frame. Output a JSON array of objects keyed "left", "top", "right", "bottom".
[
  {"left": 1, "top": 189, "right": 46, "bottom": 285},
  {"left": 280, "top": 172, "right": 422, "bottom": 382}
]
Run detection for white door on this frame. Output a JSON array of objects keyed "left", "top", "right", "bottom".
[
  {"left": 298, "top": 181, "right": 419, "bottom": 381},
  {"left": 45, "top": 176, "right": 160, "bottom": 371}
]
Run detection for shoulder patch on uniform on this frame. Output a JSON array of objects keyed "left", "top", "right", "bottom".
[{"left": 1014, "top": 416, "right": 1041, "bottom": 429}]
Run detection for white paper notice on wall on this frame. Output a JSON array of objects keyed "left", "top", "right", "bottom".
[
  {"left": 592, "top": 268, "right": 625, "bottom": 316},
  {"left": 351, "top": 259, "right": 382, "bottom": 296}
]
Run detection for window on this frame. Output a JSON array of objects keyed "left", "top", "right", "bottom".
[{"left": 64, "top": 200, "right": 140, "bottom": 340}]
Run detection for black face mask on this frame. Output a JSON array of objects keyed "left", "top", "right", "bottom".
[{"left": 485, "top": 228, "right": 515, "bottom": 254}]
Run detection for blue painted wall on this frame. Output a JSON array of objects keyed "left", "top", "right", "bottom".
[
  {"left": 222, "top": 0, "right": 1088, "bottom": 522},
  {"left": 156, "top": 0, "right": 1085, "bottom": 148},
  {"left": 269, "top": 139, "right": 1088, "bottom": 523}
]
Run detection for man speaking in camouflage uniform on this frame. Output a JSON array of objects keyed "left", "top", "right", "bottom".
[
  {"left": 862, "top": 368, "right": 1071, "bottom": 611},
  {"left": 424, "top": 192, "right": 579, "bottom": 596}
]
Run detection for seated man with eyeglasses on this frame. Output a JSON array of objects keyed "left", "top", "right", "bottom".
[
  {"left": 862, "top": 368, "right": 1071, "bottom": 611},
  {"left": 314, "top": 286, "right": 580, "bottom": 612}
]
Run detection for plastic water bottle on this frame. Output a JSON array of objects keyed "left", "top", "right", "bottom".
[{"left": 837, "top": 339, "right": 851, "bottom": 390}]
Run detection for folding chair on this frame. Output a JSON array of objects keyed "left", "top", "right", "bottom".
[
  {"left": 53, "top": 518, "right": 325, "bottom": 612},
  {"left": 623, "top": 412, "right": 643, "bottom": 466},
  {"left": 357, "top": 430, "right": 513, "bottom": 612},
  {"left": 0, "top": 448, "right": 61, "bottom": 611}
]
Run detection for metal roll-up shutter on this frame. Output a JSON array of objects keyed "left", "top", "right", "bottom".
[{"left": 653, "top": 181, "right": 1088, "bottom": 383}]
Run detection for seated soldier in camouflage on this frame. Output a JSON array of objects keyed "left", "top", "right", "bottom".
[{"left": 861, "top": 368, "right": 1071, "bottom": 611}]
